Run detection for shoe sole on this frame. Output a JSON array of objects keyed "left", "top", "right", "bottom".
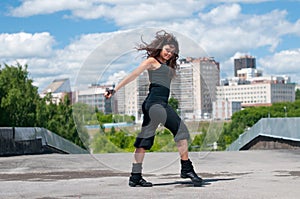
[
  {"left": 181, "top": 174, "right": 203, "bottom": 187},
  {"left": 129, "top": 181, "right": 153, "bottom": 187}
]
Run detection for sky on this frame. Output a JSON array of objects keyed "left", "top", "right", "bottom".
[{"left": 0, "top": 0, "right": 300, "bottom": 92}]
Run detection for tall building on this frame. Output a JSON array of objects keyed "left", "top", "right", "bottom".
[
  {"left": 116, "top": 70, "right": 149, "bottom": 122},
  {"left": 234, "top": 55, "right": 256, "bottom": 77},
  {"left": 172, "top": 57, "right": 220, "bottom": 120}
]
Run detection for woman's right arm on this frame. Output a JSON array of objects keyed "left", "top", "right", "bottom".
[{"left": 104, "top": 58, "right": 155, "bottom": 98}]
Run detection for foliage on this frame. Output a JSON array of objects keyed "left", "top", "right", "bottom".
[
  {"left": 296, "top": 89, "right": 300, "bottom": 100},
  {"left": 168, "top": 96, "right": 179, "bottom": 113},
  {"left": 150, "top": 129, "right": 177, "bottom": 152},
  {"left": 0, "top": 63, "right": 39, "bottom": 126},
  {"left": 36, "top": 94, "right": 88, "bottom": 148},
  {"left": 189, "top": 132, "right": 207, "bottom": 151},
  {"left": 91, "top": 133, "right": 123, "bottom": 153},
  {"left": 90, "top": 127, "right": 179, "bottom": 153}
]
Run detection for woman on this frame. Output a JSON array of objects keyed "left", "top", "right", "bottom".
[{"left": 104, "top": 30, "right": 203, "bottom": 187}]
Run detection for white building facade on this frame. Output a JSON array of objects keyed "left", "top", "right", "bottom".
[
  {"left": 171, "top": 57, "right": 220, "bottom": 120},
  {"left": 216, "top": 76, "right": 295, "bottom": 107},
  {"left": 76, "top": 86, "right": 107, "bottom": 112},
  {"left": 213, "top": 100, "right": 242, "bottom": 120}
]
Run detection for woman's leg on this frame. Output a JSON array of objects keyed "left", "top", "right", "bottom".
[
  {"left": 177, "top": 138, "right": 203, "bottom": 186},
  {"left": 176, "top": 139, "right": 189, "bottom": 160},
  {"left": 133, "top": 147, "right": 146, "bottom": 163},
  {"left": 129, "top": 147, "right": 152, "bottom": 187},
  {"left": 163, "top": 105, "right": 203, "bottom": 186}
]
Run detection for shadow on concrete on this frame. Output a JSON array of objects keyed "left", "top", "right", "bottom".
[{"left": 153, "top": 178, "right": 235, "bottom": 187}]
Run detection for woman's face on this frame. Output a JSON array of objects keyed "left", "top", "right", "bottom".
[{"left": 160, "top": 44, "right": 176, "bottom": 62}]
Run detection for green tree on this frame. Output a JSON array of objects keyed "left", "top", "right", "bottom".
[
  {"left": 168, "top": 96, "right": 179, "bottom": 113},
  {"left": 0, "top": 63, "right": 39, "bottom": 126},
  {"left": 36, "top": 94, "right": 88, "bottom": 149},
  {"left": 296, "top": 89, "right": 300, "bottom": 100}
]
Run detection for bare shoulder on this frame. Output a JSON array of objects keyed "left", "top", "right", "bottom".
[{"left": 144, "top": 57, "right": 160, "bottom": 70}]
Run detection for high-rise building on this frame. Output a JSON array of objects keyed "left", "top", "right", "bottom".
[
  {"left": 172, "top": 57, "right": 220, "bottom": 120},
  {"left": 234, "top": 55, "right": 256, "bottom": 77},
  {"left": 116, "top": 70, "right": 149, "bottom": 122}
]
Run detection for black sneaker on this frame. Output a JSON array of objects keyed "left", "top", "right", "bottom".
[
  {"left": 181, "top": 169, "right": 203, "bottom": 187},
  {"left": 129, "top": 176, "right": 153, "bottom": 187}
]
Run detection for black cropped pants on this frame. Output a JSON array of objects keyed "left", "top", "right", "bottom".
[{"left": 134, "top": 84, "right": 190, "bottom": 150}]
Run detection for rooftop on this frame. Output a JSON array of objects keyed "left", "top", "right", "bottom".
[{"left": 0, "top": 150, "right": 299, "bottom": 199}]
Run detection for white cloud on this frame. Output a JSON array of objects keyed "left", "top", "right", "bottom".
[
  {"left": 9, "top": 0, "right": 89, "bottom": 17},
  {"left": 106, "top": 71, "right": 127, "bottom": 85},
  {"left": 199, "top": 4, "right": 241, "bottom": 25},
  {"left": 3, "top": 1, "right": 300, "bottom": 89},
  {"left": 0, "top": 32, "right": 55, "bottom": 58},
  {"left": 9, "top": 0, "right": 205, "bottom": 23},
  {"left": 0, "top": 31, "right": 119, "bottom": 91},
  {"left": 258, "top": 49, "right": 300, "bottom": 83}
]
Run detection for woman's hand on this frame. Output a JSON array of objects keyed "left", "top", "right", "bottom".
[{"left": 104, "top": 88, "right": 116, "bottom": 99}]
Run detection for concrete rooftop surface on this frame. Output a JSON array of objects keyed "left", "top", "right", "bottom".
[{"left": 0, "top": 150, "right": 300, "bottom": 199}]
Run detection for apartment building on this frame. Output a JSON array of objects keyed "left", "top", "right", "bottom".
[
  {"left": 76, "top": 84, "right": 112, "bottom": 114},
  {"left": 213, "top": 100, "right": 241, "bottom": 120},
  {"left": 172, "top": 57, "right": 220, "bottom": 120},
  {"left": 216, "top": 76, "right": 295, "bottom": 107},
  {"left": 116, "top": 70, "right": 149, "bottom": 121}
]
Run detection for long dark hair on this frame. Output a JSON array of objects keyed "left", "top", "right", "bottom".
[{"left": 136, "top": 30, "right": 179, "bottom": 70}]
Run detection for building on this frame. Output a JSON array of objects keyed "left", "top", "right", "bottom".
[
  {"left": 216, "top": 76, "right": 295, "bottom": 107},
  {"left": 237, "top": 68, "right": 263, "bottom": 80},
  {"left": 213, "top": 100, "right": 241, "bottom": 120},
  {"left": 40, "top": 78, "right": 72, "bottom": 104},
  {"left": 172, "top": 57, "right": 220, "bottom": 120},
  {"left": 114, "top": 70, "right": 149, "bottom": 122},
  {"left": 105, "top": 57, "right": 220, "bottom": 121},
  {"left": 227, "top": 118, "right": 300, "bottom": 151},
  {"left": 76, "top": 84, "right": 112, "bottom": 114},
  {"left": 234, "top": 55, "right": 256, "bottom": 77}
]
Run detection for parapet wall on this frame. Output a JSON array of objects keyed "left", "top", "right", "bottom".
[{"left": 0, "top": 127, "right": 88, "bottom": 156}]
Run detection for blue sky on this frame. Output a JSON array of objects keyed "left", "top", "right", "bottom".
[{"left": 0, "top": 0, "right": 300, "bottom": 91}]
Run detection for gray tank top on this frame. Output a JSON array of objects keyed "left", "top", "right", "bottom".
[{"left": 148, "top": 64, "right": 173, "bottom": 89}]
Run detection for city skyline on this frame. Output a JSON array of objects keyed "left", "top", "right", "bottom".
[{"left": 1, "top": 0, "right": 300, "bottom": 92}]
